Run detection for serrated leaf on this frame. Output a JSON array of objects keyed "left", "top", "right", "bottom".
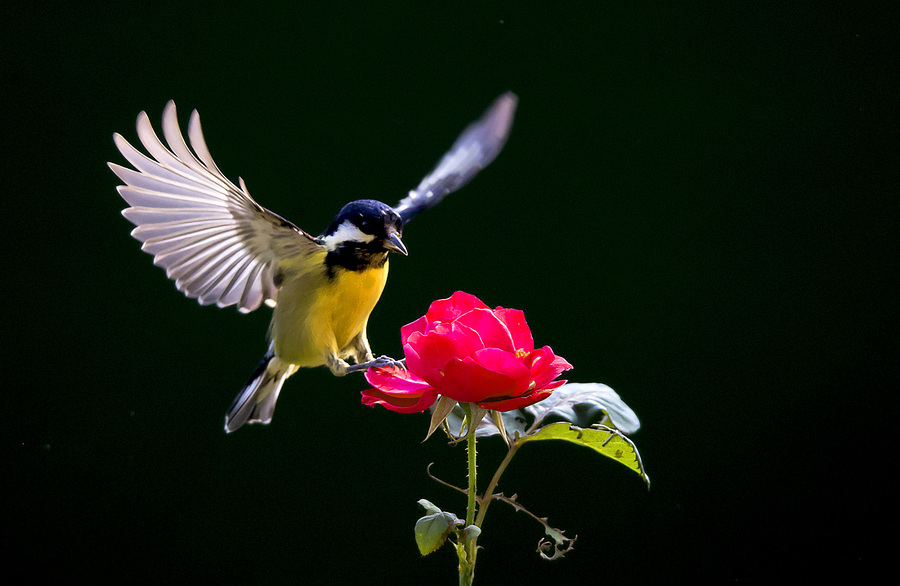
[
  {"left": 415, "top": 511, "right": 461, "bottom": 556},
  {"left": 414, "top": 500, "right": 462, "bottom": 556},
  {"left": 537, "top": 533, "right": 576, "bottom": 560},
  {"left": 518, "top": 422, "right": 650, "bottom": 487}
]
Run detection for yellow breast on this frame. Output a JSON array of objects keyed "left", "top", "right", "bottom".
[{"left": 270, "top": 260, "right": 389, "bottom": 366}]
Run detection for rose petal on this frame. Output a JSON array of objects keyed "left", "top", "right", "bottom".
[
  {"left": 537, "top": 379, "right": 568, "bottom": 393},
  {"left": 361, "top": 386, "right": 438, "bottom": 413},
  {"left": 426, "top": 291, "right": 489, "bottom": 324},
  {"left": 404, "top": 341, "right": 442, "bottom": 389},
  {"left": 361, "top": 366, "right": 438, "bottom": 413},
  {"left": 527, "top": 346, "right": 573, "bottom": 391},
  {"left": 450, "top": 321, "right": 487, "bottom": 354},
  {"left": 407, "top": 326, "right": 472, "bottom": 369},
  {"left": 476, "top": 388, "right": 555, "bottom": 411},
  {"left": 471, "top": 347, "right": 532, "bottom": 396},
  {"left": 438, "top": 355, "right": 519, "bottom": 403},
  {"left": 493, "top": 308, "right": 534, "bottom": 353},
  {"left": 364, "top": 366, "right": 431, "bottom": 393},
  {"left": 400, "top": 315, "right": 429, "bottom": 345},
  {"left": 455, "top": 308, "right": 516, "bottom": 352}
]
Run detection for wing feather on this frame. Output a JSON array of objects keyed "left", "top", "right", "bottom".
[
  {"left": 394, "top": 92, "right": 518, "bottom": 223},
  {"left": 112, "top": 101, "right": 320, "bottom": 312}
]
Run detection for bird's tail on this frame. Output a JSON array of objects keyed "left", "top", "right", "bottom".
[{"left": 225, "top": 346, "right": 296, "bottom": 433}]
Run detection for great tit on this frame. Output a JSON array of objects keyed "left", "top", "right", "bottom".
[{"left": 110, "top": 93, "right": 518, "bottom": 432}]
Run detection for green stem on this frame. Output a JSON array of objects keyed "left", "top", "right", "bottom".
[
  {"left": 459, "top": 405, "right": 479, "bottom": 586},
  {"left": 459, "top": 544, "right": 476, "bottom": 586},
  {"left": 474, "top": 441, "right": 519, "bottom": 529},
  {"left": 465, "top": 423, "right": 477, "bottom": 526}
]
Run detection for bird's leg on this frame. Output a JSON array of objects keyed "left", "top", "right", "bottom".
[
  {"left": 367, "top": 355, "right": 407, "bottom": 372},
  {"left": 332, "top": 328, "right": 407, "bottom": 375},
  {"left": 326, "top": 353, "right": 406, "bottom": 376}
]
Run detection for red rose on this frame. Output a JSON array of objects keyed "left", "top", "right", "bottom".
[{"left": 362, "top": 292, "right": 572, "bottom": 413}]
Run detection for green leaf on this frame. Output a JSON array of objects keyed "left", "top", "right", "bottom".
[
  {"left": 461, "top": 524, "right": 481, "bottom": 542},
  {"left": 414, "top": 500, "right": 462, "bottom": 556},
  {"left": 443, "top": 404, "right": 497, "bottom": 439},
  {"left": 518, "top": 423, "right": 651, "bottom": 488},
  {"left": 425, "top": 396, "right": 457, "bottom": 441},
  {"left": 537, "top": 528, "right": 577, "bottom": 561},
  {"left": 416, "top": 498, "right": 443, "bottom": 516},
  {"left": 527, "top": 383, "right": 641, "bottom": 434},
  {"left": 441, "top": 383, "right": 641, "bottom": 442}
]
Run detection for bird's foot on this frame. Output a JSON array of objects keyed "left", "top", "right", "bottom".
[
  {"left": 331, "top": 355, "right": 406, "bottom": 376},
  {"left": 369, "top": 355, "right": 407, "bottom": 372}
]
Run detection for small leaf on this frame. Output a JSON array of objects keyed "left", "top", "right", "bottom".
[
  {"left": 425, "top": 396, "right": 458, "bottom": 441},
  {"left": 414, "top": 502, "right": 463, "bottom": 556},
  {"left": 464, "top": 405, "right": 488, "bottom": 438},
  {"left": 443, "top": 404, "right": 523, "bottom": 439},
  {"left": 492, "top": 410, "right": 512, "bottom": 448},
  {"left": 537, "top": 532, "right": 577, "bottom": 560},
  {"left": 461, "top": 524, "right": 481, "bottom": 542},
  {"left": 416, "top": 498, "right": 443, "bottom": 516},
  {"left": 518, "top": 422, "right": 650, "bottom": 487},
  {"left": 445, "top": 403, "right": 492, "bottom": 440}
]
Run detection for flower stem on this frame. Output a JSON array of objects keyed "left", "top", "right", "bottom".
[
  {"left": 466, "top": 424, "right": 477, "bottom": 526},
  {"left": 459, "top": 404, "right": 479, "bottom": 586},
  {"left": 474, "top": 441, "right": 519, "bottom": 529}
]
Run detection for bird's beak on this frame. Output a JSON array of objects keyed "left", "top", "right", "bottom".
[{"left": 384, "top": 231, "right": 408, "bottom": 256}]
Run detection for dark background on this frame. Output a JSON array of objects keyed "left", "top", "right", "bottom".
[{"left": 4, "top": 2, "right": 895, "bottom": 584}]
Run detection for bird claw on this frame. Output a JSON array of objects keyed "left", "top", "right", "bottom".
[
  {"left": 332, "top": 355, "right": 407, "bottom": 375},
  {"left": 371, "top": 355, "right": 407, "bottom": 372}
]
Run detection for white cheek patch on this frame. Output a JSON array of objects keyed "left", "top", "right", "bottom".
[{"left": 322, "top": 220, "right": 376, "bottom": 251}]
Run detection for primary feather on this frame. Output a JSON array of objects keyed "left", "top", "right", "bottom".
[{"left": 110, "top": 101, "right": 319, "bottom": 313}]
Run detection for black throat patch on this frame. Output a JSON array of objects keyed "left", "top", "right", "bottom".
[{"left": 325, "top": 244, "right": 388, "bottom": 277}]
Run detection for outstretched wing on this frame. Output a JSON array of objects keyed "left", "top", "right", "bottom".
[
  {"left": 394, "top": 92, "right": 518, "bottom": 224},
  {"left": 110, "top": 101, "right": 320, "bottom": 313}
]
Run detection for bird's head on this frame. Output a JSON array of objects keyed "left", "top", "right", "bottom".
[{"left": 320, "top": 200, "right": 407, "bottom": 260}]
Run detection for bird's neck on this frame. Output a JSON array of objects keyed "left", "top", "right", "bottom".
[{"left": 325, "top": 245, "right": 389, "bottom": 277}]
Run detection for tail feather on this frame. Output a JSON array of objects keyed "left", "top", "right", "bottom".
[{"left": 225, "top": 348, "right": 296, "bottom": 433}]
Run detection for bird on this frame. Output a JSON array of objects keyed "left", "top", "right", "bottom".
[{"left": 110, "top": 92, "right": 518, "bottom": 432}]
